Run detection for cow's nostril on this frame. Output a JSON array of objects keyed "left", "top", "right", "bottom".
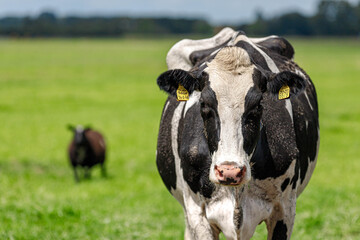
[
  {"left": 236, "top": 166, "right": 246, "bottom": 178},
  {"left": 214, "top": 165, "right": 223, "bottom": 177}
]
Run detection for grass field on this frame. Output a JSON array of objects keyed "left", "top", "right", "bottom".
[{"left": 0, "top": 37, "right": 359, "bottom": 239}]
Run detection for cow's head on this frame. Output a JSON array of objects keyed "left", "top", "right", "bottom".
[{"left": 157, "top": 46, "right": 304, "bottom": 187}]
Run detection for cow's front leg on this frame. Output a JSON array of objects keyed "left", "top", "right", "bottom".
[
  {"left": 183, "top": 191, "right": 219, "bottom": 240},
  {"left": 265, "top": 197, "right": 296, "bottom": 240},
  {"left": 184, "top": 211, "right": 219, "bottom": 240}
]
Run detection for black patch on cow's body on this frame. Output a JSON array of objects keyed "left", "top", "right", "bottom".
[
  {"left": 179, "top": 102, "right": 215, "bottom": 198},
  {"left": 237, "top": 39, "right": 316, "bottom": 183},
  {"left": 173, "top": 84, "right": 220, "bottom": 198},
  {"left": 272, "top": 220, "right": 288, "bottom": 240},
  {"left": 290, "top": 82, "right": 319, "bottom": 188},
  {"left": 236, "top": 40, "right": 271, "bottom": 71},
  {"left": 156, "top": 97, "right": 179, "bottom": 192},
  {"left": 245, "top": 44, "right": 319, "bottom": 187},
  {"left": 242, "top": 86, "right": 263, "bottom": 155},
  {"left": 257, "top": 37, "right": 294, "bottom": 59},
  {"left": 251, "top": 93, "right": 299, "bottom": 179},
  {"left": 251, "top": 128, "right": 277, "bottom": 179},
  {"left": 200, "top": 85, "right": 220, "bottom": 154},
  {"left": 281, "top": 178, "right": 290, "bottom": 192},
  {"left": 234, "top": 205, "right": 243, "bottom": 229},
  {"left": 190, "top": 38, "right": 232, "bottom": 67}
]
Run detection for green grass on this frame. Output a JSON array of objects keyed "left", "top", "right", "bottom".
[{"left": 0, "top": 37, "right": 359, "bottom": 239}]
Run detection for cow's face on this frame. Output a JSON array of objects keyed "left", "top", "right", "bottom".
[
  {"left": 157, "top": 46, "right": 304, "bottom": 187},
  {"left": 200, "top": 47, "right": 262, "bottom": 186},
  {"left": 74, "top": 126, "right": 86, "bottom": 145},
  {"left": 68, "top": 125, "right": 90, "bottom": 146}
]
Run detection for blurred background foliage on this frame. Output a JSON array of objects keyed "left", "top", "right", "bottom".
[{"left": 0, "top": 0, "right": 359, "bottom": 37}]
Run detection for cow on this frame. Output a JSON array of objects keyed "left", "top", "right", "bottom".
[
  {"left": 156, "top": 28, "right": 319, "bottom": 239},
  {"left": 68, "top": 125, "right": 107, "bottom": 182}
]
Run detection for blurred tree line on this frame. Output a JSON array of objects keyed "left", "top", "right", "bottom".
[
  {"left": 0, "top": 0, "right": 359, "bottom": 37},
  {"left": 239, "top": 0, "right": 360, "bottom": 36},
  {"left": 0, "top": 13, "right": 212, "bottom": 37}
]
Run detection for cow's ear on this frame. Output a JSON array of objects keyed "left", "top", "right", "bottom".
[
  {"left": 67, "top": 124, "right": 75, "bottom": 132},
  {"left": 84, "top": 126, "right": 92, "bottom": 131},
  {"left": 266, "top": 71, "right": 305, "bottom": 99},
  {"left": 157, "top": 69, "right": 205, "bottom": 97}
]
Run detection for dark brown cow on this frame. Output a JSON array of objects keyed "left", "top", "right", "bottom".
[{"left": 68, "top": 125, "right": 106, "bottom": 182}]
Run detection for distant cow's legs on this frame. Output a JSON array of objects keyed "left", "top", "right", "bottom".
[
  {"left": 84, "top": 166, "right": 91, "bottom": 179},
  {"left": 100, "top": 162, "right": 107, "bottom": 177},
  {"left": 73, "top": 167, "right": 80, "bottom": 182}
]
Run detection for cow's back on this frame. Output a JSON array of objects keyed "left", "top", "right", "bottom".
[{"left": 85, "top": 130, "right": 106, "bottom": 164}]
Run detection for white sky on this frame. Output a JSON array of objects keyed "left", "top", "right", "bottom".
[{"left": 0, "top": 0, "right": 359, "bottom": 24}]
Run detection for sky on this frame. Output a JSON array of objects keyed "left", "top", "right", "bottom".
[{"left": 0, "top": 0, "right": 359, "bottom": 24}]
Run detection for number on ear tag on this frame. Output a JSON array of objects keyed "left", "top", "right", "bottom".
[
  {"left": 176, "top": 84, "right": 189, "bottom": 101},
  {"left": 278, "top": 85, "right": 290, "bottom": 100}
]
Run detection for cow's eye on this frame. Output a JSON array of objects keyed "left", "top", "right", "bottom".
[
  {"left": 202, "top": 109, "right": 220, "bottom": 154},
  {"left": 199, "top": 98, "right": 205, "bottom": 108},
  {"left": 201, "top": 106, "right": 210, "bottom": 114},
  {"left": 201, "top": 106, "right": 216, "bottom": 120},
  {"left": 243, "top": 105, "right": 262, "bottom": 122}
]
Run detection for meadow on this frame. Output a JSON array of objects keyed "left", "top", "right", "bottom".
[{"left": 0, "top": 36, "right": 359, "bottom": 239}]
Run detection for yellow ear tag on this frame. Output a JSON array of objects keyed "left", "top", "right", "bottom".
[
  {"left": 278, "top": 85, "right": 290, "bottom": 100},
  {"left": 176, "top": 84, "right": 189, "bottom": 101}
]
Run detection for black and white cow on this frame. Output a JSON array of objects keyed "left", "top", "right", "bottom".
[{"left": 156, "top": 28, "right": 319, "bottom": 239}]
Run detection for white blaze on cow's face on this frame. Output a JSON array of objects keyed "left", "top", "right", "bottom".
[
  {"left": 74, "top": 125, "right": 85, "bottom": 145},
  {"left": 204, "top": 47, "right": 259, "bottom": 186}
]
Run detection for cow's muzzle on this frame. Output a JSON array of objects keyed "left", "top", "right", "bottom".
[{"left": 214, "top": 164, "right": 247, "bottom": 186}]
